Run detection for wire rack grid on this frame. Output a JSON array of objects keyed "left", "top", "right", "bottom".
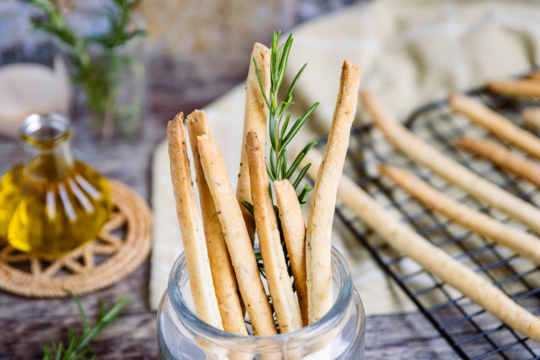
[{"left": 314, "top": 88, "right": 540, "bottom": 359}]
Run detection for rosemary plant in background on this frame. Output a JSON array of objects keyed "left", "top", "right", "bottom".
[
  {"left": 24, "top": 0, "right": 146, "bottom": 138},
  {"left": 43, "top": 290, "right": 130, "bottom": 360},
  {"left": 241, "top": 31, "right": 318, "bottom": 307}
]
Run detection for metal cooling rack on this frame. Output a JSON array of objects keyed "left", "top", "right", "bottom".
[{"left": 315, "top": 87, "right": 540, "bottom": 359}]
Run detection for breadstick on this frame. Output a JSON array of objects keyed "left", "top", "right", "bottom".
[
  {"left": 246, "top": 131, "right": 303, "bottom": 333},
  {"left": 522, "top": 107, "right": 540, "bottom": 130},
  {"left": 186, "top": 110, "right": 247, "bottom": 335},
  {"left": 379, "top": 164, "right": 540, "bottom": 264},
  {"left": 237, "top": 43, "right": 272, "bottom": 244},
  {"left": 528, "top": 71, "right": 540, "bottom": 82},
  {"left": 456, "top": 136, "right": 540, "bottom": 189},
  {"left": 306, "top": 60, "right": 361, "bottom": 324},
  {"left": 486, "top": 79, "right": 540, "bottom": 98},
  {"left": 361, "top": 91, "right": 540, "bottom": 235},
  {"left": 449, "top": 92, "right": 540, "bottom": 159},
  {"left": 167, "top": 114, "right": 222, "bottom": 329},
  {"left": 198, "top": 134, "right": 277, "bottom": 336},
  {"left": 300, "top": 149, "right": 540, "bottom": 344},
  {"left": 274, "top": 179, "right": 309, "bottom": 327}
]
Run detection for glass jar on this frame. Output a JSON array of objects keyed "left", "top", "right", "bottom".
[
  {"left": 0, "top": 113, "right": 112, "bottom": 258},
  {"left": 157, "top": 246, "right": 365, "bottom": 359},
  {"left": 66, "top": 1, "right": 148, "bottom": 158}
]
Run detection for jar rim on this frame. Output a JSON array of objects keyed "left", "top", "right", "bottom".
[{"left": 167, "top": 245, "right": 356, "bottom": 345}]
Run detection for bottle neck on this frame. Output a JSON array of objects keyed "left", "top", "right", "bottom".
[{"left": 19, "top": 114, "right": 75, "bottom": 182}]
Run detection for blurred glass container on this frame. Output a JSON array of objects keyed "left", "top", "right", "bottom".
[
  {"left": 0, "top": 113, "right": 112, "bottom": 258},
  {"left": 65, "top": 1, "right": 148, "bottom": 158},
  {"left": 0, "top": 1, "right": 55, "bottom": 66},
  {"left": 157, "top": 247, "right": 365, "bottom": 359}
]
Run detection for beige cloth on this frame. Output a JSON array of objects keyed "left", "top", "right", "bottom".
[{"left": 150, "top": 0, "right": 540, "bottom": 313}]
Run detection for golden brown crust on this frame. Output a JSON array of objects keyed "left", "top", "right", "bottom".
[
  {"left": 456, "top": 136, "right": 540, "bottom": 189},
  {"left": 274, "top": 179, "right": 309, "bottom": 327},
  {"left": 198, "top": 134, "right": 277, "bottom": 336},
  {"left": 527, "top": 71, "right": 540, "bottom": 82},
  {"left": 186, "top": 110, "right": 247, "bottom": 335},
  {"left": 361, "top": 90, "right": 540, "bottom": 235},
  {"left": 306, "top": 60, "right": 361, "bottom": 324},
  {"left": 246, "top": 131, "right": 302, "bottom": 333},
  {"left": 522, "top": 107, "right": 540, "bottom": 130},
  {"left": 301, "top": 150, "right": 540, "bottom": 344},
  {"left": 236, "top": 43, "right": 272, "bottom": 244},
  {"left": 166, "top": 114, "right": 222, "bottom": 329},
  {"left": 486, "top": 79, "right": 540, "bottom": 98},
  {"left": 449, "top": 92, "right": 540, "bottom": 159},
  {"left": 379, "top": 164, "right": 540, "bottom": 264}
]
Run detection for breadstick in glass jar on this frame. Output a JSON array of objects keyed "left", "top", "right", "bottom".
[
  {"left": 186, "top": 110, "right": 247, "bottom": 335},
  {"left": 198, "top": 134, "right": 277, "bottom": 336},
  {"left": 246, "top": 131, "right": 303, "bottom": 333},
  {"left": 237, "top": 43, "right": 272, "bottom": 244},
  {"left": 306, "top": 60, "right": 361, "bottom": 324},
  {"left": 167, "top": 114, "right": 222, "bottom": 329},
  {"left": 274, "top": 179, "right": 309, "bottom": 327}
]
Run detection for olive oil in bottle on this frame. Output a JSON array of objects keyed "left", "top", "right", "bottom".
[{"left": 0, "top": 114, "right": 111, "bottom": 258}]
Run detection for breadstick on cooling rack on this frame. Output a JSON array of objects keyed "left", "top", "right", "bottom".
[
  {"left": 379, "top": 164, "right": 540, "bottom": 264},
  {"left": 186, "top": 110, "right": 247, "bottom": 335},
  {"left": 456, "top": 136, "right": 540, "bottom": 189},
  {"left": 167, "top": 114, "right": 223, "bottom": 329},
  {"left": 361, "top": 91, "right": 540, "bottom": 235},
  {"left": 246, "top": 131, "right": 303, "bottom": 333},
  {"left": 274, "top": 179, "right": 309, "bottom": 327},
  {"left": 198, "top": 134, "right": 277, "bottom": 336},
  {"left": 449, "top": 92, "right": 540, "bottom": 159},
  {"left": 306, "top": 60, "right": 361, "bottom": 324},
  {"left": 528, "top": 71, "right": 540, "bottom": 82},
  {"left": 522, "top": 107, "right": 540, "bottom": 130},
  {"left": 300, "top": 149, "right": 540, "bottom": 343},
  {"left": 236, "top": 43, "right": 272, "bottom": 244},
  {"left": 486, "top": 79, "right": 540, "bottom": 98}
]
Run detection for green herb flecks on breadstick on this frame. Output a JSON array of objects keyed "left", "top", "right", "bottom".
[
  {"left": 198, "top": 134, "right": 277, "bottom": 336},
  {"left": 167, "top": 114, "right": 223, "bottom": 329},
  {"left": 186, "top": 110, "right": 247, "bottom": 335}
]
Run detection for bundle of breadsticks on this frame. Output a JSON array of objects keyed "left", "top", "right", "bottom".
[{"left": 167, "top": 32, "right": 362, "bottom": 337}]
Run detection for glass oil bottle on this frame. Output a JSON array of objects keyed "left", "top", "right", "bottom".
[{"left": 0, "top": 114, "right": 112, "bottom": 258}]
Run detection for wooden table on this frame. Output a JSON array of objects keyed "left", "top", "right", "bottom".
[{"left": 0, "top": 5, "right": 459, "bottom": 353}]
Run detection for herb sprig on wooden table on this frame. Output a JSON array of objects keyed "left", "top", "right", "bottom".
[{"left": 43, "top": 290, "right": 130, "bottom": 360}]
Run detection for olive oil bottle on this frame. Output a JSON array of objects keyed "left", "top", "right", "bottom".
[{"left": 0, "top": 114, "right": 111, "bottom": 258}]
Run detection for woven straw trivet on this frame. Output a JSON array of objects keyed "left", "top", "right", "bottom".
[{"left": 0, "top": 179, "right": 152, "bottom": 297}]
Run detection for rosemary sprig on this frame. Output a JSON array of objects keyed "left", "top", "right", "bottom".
[
  {"left": 43, "top": 290, "right": 131, "bottom": 360},
  {"left": 253, "top": 31, "right": 319, "bottom": 206},
  {"left": 241, "top": 32, "right": 318, "bottom": 327}
]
